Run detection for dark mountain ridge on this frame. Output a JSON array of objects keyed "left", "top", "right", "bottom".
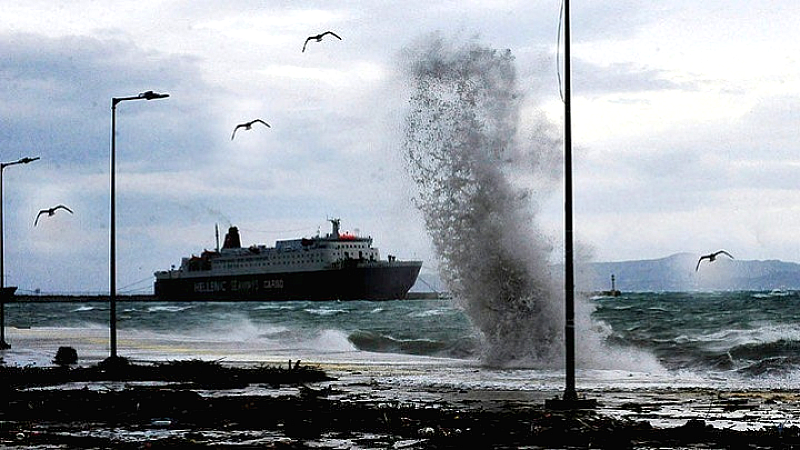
[
  {"left": 578, "top": 253, "right": 800, "bottom": 292},
  {"left": 412, "top": 253, "right": 800, "bottom": 294}
]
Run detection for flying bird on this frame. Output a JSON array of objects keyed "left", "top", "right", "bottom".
[
  {"left": 696, "top": 250, "right": 734, "bottom": 271},
  {"left": 231, "top": 119, "right": 270, "bottom": 140},
  {"left": 35, "top": 205, "right": 73, "bottom": 226},
  {"left": 302, "top": 31, "right": 342, "bottom": 52}
]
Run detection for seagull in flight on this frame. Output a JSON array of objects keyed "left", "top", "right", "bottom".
[
  {"left": 696, "top": 250, "right": 734, "bottom": 271},
  {"left": 231, "top": 119, "right": 270, "bottom": 140},
  {"left": 302, "top": 31, "right": 342, "bottom": 52},
  {"left": 35, "top": 205, "right": 73, "bottom": 226}
]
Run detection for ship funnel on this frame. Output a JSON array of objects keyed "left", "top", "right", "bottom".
[
  {"left": 223, "top": 226, "right": 242, "bottom": 249},
  {"left": 329, "top": 218, "right": 341, "bottom": 238}
]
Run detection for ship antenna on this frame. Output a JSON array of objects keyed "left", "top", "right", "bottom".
[{"left": 215, "top": 223, "right": 220, "bottom": 252}]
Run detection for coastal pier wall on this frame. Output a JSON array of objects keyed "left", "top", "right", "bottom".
[
  {"left": 10, "top": 294, "right": 157, "bottom": 303},
  {"left": 8, "top": 293, "right": 440, "bottom": 302}
]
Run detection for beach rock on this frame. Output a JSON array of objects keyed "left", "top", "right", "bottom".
[
  {"left": 53, "top": 347, "right": 78, "bottom": 366},
  {"left": 680, "top": 418, "right": 710, "bottom": 432}
]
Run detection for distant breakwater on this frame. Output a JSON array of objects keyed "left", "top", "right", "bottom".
[
  {"left": 7, "top": 292, "right": 442, "bottom": 303},
  {"left": 10, "top": 294, "right": 157, "bottom": 303}
]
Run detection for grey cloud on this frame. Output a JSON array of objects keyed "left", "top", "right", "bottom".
[
  {"left": 575, "top": 91, "right": 800, "bottom": 220},
  {"left": 0, "top": 32, "right": 220, "bottom": 170},
  {"left": 574, "top": 60, "right": 698, "bottom": 95}
]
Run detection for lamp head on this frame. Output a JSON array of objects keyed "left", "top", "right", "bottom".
[{"left": 138, "top": 91, "right": 169, "bottom": 100}]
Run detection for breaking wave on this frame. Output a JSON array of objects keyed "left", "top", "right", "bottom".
[{"left": 400, "top": 34, "right": 565, "bottom": 367}]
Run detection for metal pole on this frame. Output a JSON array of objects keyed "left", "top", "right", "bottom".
[
  {"left": 563, "top": 0, "right": 577, "bottom": 402},
  {"left": 110, "top": 100, "right": 118, "bottom": 358},
  {"left": 0, "top": 167, "right": 6, "bottom": 349},
  {"left": 546, "top": 0, "right": 595, "bottom": 411},
  {"left": 0, "top": 156, "right": 39, "bottom": 350},
  {"left": 108, "top": 91, "right": 168, "bottom": 361}
]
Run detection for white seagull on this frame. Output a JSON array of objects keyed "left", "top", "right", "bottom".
[
  {"left": 35, "top": 205, "right": 73, "bottom": 226},
  {"left": 302, "top": 31, "right": 342, "bottom": 52},
  {"left": 231, "top": 119, "right": 270, "bottom": 140},
  {"left": 696, "top": 250, "right": 734, "bottom": 271}
]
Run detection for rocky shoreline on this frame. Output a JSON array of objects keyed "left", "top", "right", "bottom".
[{"left": 2, "top": 359, "right": 800, "bottom": 448}]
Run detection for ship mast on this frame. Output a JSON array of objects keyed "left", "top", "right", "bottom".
[{"left": 215, "top": 224, "right": 220, "bottom": 252}]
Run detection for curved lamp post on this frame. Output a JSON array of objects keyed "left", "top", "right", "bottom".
[
  {"left": 0, "top": 156, "right": 40, "bottom": 349},
  {"left": 109, "top": 91, "right": 168, "bottom": 360}
]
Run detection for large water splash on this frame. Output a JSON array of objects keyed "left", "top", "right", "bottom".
[{"left": 400, "top": 35, "right": 566, "bottom": 367}]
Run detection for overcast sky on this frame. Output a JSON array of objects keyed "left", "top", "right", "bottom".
[{"left": 2, "top": 1, "right": 800, "bottom": 294}]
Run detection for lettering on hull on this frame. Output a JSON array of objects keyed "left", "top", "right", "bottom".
[
  {"left": 158, "top": 266, "right": 421, "bottom": 301},
  {"left": 263, "top": 279, "right": 284, "bottom": 289},
  {"left": 194, "top": 281, "right": 227, "bottom": 293},
  {"left": 193, "top": 279, "right": 284, "bottom": 293}
]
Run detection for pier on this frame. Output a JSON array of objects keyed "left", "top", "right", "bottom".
[
  {"left": 11, "top": 294, "right": 156, "bottom": 303},
  {"left": 8, "top": 292, "right": 442, "bottom": 302}
]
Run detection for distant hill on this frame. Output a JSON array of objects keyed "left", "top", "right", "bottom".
[
  {"left": 413, "top": 253, "right": 800, "bottom": 294},
  {"left": 410, "top": 271, "right": 447, "bottom": 293},
  {"left": 578, "top": 253, "right": 800, "bottom": 292}
]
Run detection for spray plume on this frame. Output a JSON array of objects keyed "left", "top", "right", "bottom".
[{"left": 401, "top": 35, "right": 565, "bottom": 367}]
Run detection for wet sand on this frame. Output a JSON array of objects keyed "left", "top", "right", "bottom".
[{"left": 3, "top": 360, "right": 800, "bottom": 449}]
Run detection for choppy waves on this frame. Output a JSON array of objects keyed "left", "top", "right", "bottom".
[
  {"left": 347, "top": 329, "right": 477, "bottom": 358},
  {"left": 6, "top": 299, "right": 478, "bottom": 359},
  {"left": 592, "top": 291, "right": 800, "bottom": 379},
  {"left": 7, "top": 292, "right": 800, "bottom": 382}
]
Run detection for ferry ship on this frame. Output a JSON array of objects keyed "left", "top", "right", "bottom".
[{"left": 154, "top": 219, "right": 422, "bottom": 301}]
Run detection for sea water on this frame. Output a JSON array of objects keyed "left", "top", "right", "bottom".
[{"left": 3, "top": 290, "right": 800, "bottom": 393}]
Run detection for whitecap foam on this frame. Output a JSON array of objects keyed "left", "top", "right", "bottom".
[
  {"left": 310, "top": 329, "right": 358, "bottom": 353},
  {"left": 146, "top": 305, "right": 194, "bottom": 313},
  {"left": 303, "top": 308, "right": 347, "bottom": 316},
  {"left": 407, "top": 308, "right": 450, "bottom": 318}
]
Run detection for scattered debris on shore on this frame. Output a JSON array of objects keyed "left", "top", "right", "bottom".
[
  {"left": 3, "top": 359, "right": 800, "bottom": 448},
  {"left": 0, "top": 357, "right": 331, "bottom": 391}
]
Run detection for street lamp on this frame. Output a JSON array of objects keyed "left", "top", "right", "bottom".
[
  {"left": 0, "top": 156, "right": 40, "bottom": 349},
  {"left": 109, "top": 90, "right": 168, "bottom": 361},
  {"left": 562, "top": 0, "right": 577, "bottom": 404},
  {"left": 545, "top": 0, "right": 595, "bottom": 410}
]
